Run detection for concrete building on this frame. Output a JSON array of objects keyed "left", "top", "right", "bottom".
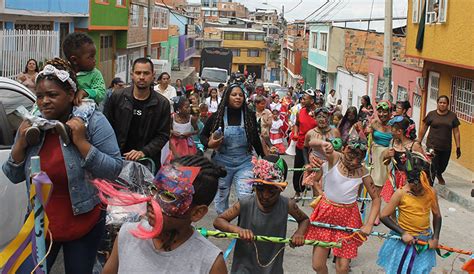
[
  {"left": 306, "top": 24, "right": 345, "bottom": 93},
  {"left": 0, "top": 0, "right": 88, "bottom": 59},
  {"left": 218, "top": 27, "right": 266, "bottom": 78},
  {"left": 217, "top": 2, "right": 248, "bottom": 18},
  {"left": 249, "top": 8, "right": 279, "bottom": 25},
  {"left": 368, "top": 56, "right": 423, "bottom": 131},
  {"left": 406, "top": 0, "right": 474, "bottom": 171},
  {"left": 336, "top": 68, "right": 367, "bottom": 114},
  {"left": 76, "top": 0, "right": 129, "bottom": 86},
  {"left": 185, "top": 3, "right": 201, "bottom": 19}
]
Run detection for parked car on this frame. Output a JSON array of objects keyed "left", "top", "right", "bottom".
[{"left": 0, "top": 77, "right": 35, "bottom": 251}]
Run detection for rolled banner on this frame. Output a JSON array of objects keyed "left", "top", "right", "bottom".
[
  {"left": 298, "top": 196, "right": 372, "bottom": 202},
  {"left": 197, "top": 228, "right": 341, "bottom": 248},
  {"left": 288, "top": 167, "right": 320, "bottom": 172}
]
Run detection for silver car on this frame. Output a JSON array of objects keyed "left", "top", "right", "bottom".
[{"left": 0, "top": 77, "right": 35, "bottom": 251}]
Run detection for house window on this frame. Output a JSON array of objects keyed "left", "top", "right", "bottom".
[
  {"left": 116, "top": 0, "right": 124, "bottom": 6},
  {"left": 185, "top": 38, "right": 194, "bottom": 49},
  {"left": 319, "top": 33, "right": 328, "bottom": 52},
  {"left": 232, "top": 49, "right": 240, "bottom": 57},
  {"left": 143, "top": 7, "right": 148, "bottom": 27},
  {"left": 131, "top": 5, "right": 139, "bottom": 27},
  {"left": 311, "top": 32, "right": 317, "bottom": 49},
  {"left": 451, "top": 76, "right": 473, "bottom": 123},
  {"left": 289, "top": 50, "right": 295, "bottom": 64},
  {"left": 247, "top": 49, "right": 260, "bottom": 57},
  {"left": 347, "top": 89, "right": 353, "bottom": 109},
  {"left": 116, "top": 55, "right": 127, "bottom": 75},
  {"left": 224, "top": 32, "right": 243, "bottom": 40},
  {"left": 426, "top": 0, "right": 447, "bottom": 24},
  {"left": 397, "top": 86, "right": 408, "bottom": 101},
  {"left": 412, "top": 0, "right": 423, "bottom": 23},
  {"left": 153, "top": 7, "right": 168, "bottom": 29},
  {"left": 246, "top": 33, "right": 264, "bottom": 41},
  {"left": 428, "top": 72, "right": 440, "bottom": 100},
  {"left": 413, "top": 93, "right": 422, "bottom": 108}
]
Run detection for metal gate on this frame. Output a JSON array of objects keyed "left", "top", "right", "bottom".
[{"left": 0, "top": 29, "right": 60, "bottom": 79}]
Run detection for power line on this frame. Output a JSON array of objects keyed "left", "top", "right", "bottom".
[
  {"left": 303, "top": 0, "right": 330, "bottom": 21},
  {"left": 314, "top": 0, "right": 344, "bottom": 22},
  {"left": 285, "top": 0, "right": 303, "bottom": 15},
  {"left": 160, "top": 0, "right": 187, "bottom": 26},
  {"left": 355, "top": 0, "right": 375, "bottom": 74}
]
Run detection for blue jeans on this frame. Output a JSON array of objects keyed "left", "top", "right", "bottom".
[{"left": 213, "top": 156, "right": 253, "bottom": 214}]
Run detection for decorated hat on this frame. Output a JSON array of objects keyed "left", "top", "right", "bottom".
[{"left": 250, "top": 156, "right": 288, "bottom": 190}]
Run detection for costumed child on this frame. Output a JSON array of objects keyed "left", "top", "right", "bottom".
[
  {"left": 269, "top": 109, "right": 287, "bottom": 154},
  {"left": 376, "top": 161, "right": 441, "bottom": 274},
  {"left": 381, "top": 115, "right": 427, "bottom": 203},
  {"left": 169, "top": 96, "right": 199, "bottom": 160},
  {"left": 98, "top": 155, "right": 228, "bottom": 274},
  {"left": 304, "top": 131, "right": 381, "bottom": 274},
  {"left": 24, "top": 32, "right": 106, "bottom": 147},
  {"left": 213, "top": 155, "right": 310, "bottom": 274}
]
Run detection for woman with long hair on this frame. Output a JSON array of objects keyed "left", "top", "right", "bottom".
[
  {"left": 200, "top": 84, "right": 264, "bottom": 214},
  {"left": 338, "top": 106, "right": 361, "bottom": 144},
  {"left": 3, "top": 58, "right": 122, "bottom": 273},
  {"left": 359, "top": 95, "right": 374, "bottom": 124},
  {"left": 418, "top": 95, "right": 461, "bottom": 185},
  {"left": 205, "top": 87, "right": 221, "bottom": 113},
  {"left": 17, "top": 58, "right": 39, "bottom": 92}
]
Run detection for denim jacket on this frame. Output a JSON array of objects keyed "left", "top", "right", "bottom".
[{"left": 2, "top": 111, "right": 123, "bottom": 215}]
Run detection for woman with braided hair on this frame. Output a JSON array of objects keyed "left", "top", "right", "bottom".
[
  {"left": 200, "top": 83, "right": 264, "bottom": 214},
  {"left": 3, "top": 58, "right": 122, "bottom": 273}
]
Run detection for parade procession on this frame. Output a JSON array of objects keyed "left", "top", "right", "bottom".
[{"left": 0, "top": 0, "right": 473, "bottom": 273}]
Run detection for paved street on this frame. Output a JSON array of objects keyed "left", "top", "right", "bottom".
[
  {"left": 51, "top": 155, "right": 474, "bottom": 274},
  {"left": 194, "top": 155, "right": 474, "bottom": 273}
]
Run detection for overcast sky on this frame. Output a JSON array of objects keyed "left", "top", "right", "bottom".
[{"left": 189, "top": 0, "right": 409, "bottom": 32}]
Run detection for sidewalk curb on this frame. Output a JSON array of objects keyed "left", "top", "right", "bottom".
[{"left": 434, "top": 184, "right": 474, "bottom": 212}]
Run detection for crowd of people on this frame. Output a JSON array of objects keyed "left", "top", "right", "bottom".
[{"left": 3, "top": 31, "right": 465, "bottom": 274}]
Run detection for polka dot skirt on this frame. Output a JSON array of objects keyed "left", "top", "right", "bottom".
[{"left": 305, "top": 197, "right": 363, "bottom": 259}]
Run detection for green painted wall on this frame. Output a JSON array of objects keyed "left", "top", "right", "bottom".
[
  {"left": 160, "top": 36, "right": 179, "bottom": 67},
  {"left": 90, "top": 0, "right": 129, "bottom": 27},
  {"left": 301, "top": 57, "right": 317, "bottom": 90}
]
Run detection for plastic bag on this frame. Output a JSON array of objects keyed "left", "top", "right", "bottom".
[{"left": 115, "top": 160, "right": 155, "bottom": 194}]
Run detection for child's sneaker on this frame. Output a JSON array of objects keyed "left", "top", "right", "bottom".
[
  {"left": 25, "top": 126, "right": 41, "bottom": 146},
  {"left": 55, "top": 122, "right": 72, "bottom": 146}
]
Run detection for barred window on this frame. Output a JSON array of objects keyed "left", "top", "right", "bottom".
[
  {"left": 131, "top": 5, "right": 139, "bottom": 27},
  {"left": 428, "top": 72, "right": 439, "bottom": 100},
  {"left": 397, "top": 86, "right": 408, "bottom": 101},
  {"left": 451, "top": 76, "right": 473, "bottom": 123}
]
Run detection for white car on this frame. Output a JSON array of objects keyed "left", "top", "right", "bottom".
[{"left": 0, "top": 77, "right": 35, "bottom": 251}]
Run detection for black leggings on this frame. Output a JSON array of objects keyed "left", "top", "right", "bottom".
[
  {"left": 433, "top": 149, "right": 451, "bottom": 177},
  {"left": 292, "top": 147, "right": 305, "bottom": 193}
]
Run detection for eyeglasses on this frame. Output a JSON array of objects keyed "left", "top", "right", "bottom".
[{"left": 376, "top": 101, "right": 390, "bottom": 110}]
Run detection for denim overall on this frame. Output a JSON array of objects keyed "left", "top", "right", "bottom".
[{"left": 213, "top": 108, "right": 253, "bottom": 214}]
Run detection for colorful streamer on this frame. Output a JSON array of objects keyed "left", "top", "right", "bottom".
[
  {"left": 197, "top": 228, "right": 341, "bottom": 248},
  {"left": 287, "top": 218, "right": 473, "bottom": 256}
]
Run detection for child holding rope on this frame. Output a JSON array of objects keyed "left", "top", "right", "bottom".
[
  {"left": 213, "top": 155, "right": 309, "bottom": 274},
  {"left": 98, "top": 155, "right": 228, "bottom": 274},
  {"left": 377, "top": 161, "right": 441, "bottom": 273},
  {"left": 304, "top": 131, "right": 381, "bottom": 274}
]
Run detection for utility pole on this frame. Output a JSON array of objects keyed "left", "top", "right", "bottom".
[
  {"left": 279, "top": 4, "right": 285, "bottom": 85},
  {"left": 146, "top": 0, "right": 152, "bottom": 58},
  {"left": 382, "top": 0, "right": 393, "bottom": 101}
]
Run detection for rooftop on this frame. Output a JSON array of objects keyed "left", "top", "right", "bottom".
[{"left": 216, "top": 27, "right": 265, "bottom": 33}]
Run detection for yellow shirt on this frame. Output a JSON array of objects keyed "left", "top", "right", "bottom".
[{"left": 398, "top": 191, "right": 432, "bottom": 236}]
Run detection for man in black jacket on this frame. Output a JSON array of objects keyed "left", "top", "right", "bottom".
[{"left": 104, "top": 58, "right": 170, "bottom": 168}]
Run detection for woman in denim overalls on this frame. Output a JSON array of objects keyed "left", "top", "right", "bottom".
[{"left": 200, "top": 84, "right": 264, "bottom": 214}]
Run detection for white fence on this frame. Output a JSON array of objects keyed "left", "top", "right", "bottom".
[{"left": 0, "top": 30, "right": 60, "bottom": 79}]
